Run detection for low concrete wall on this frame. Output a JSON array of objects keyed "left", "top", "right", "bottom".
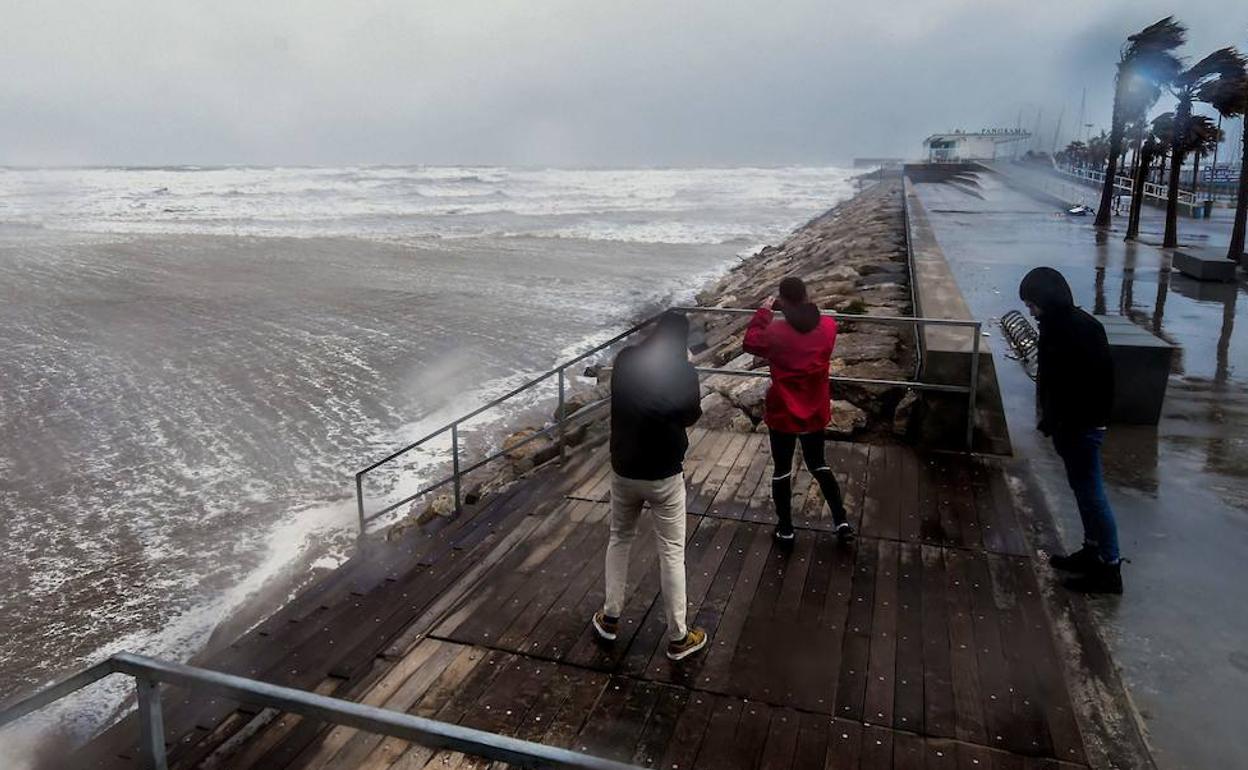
[{"left": 903, "top": 175, "right": 1013, "bottom": 455}]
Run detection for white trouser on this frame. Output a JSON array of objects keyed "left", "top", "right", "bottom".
[{"left": 603, "top": 471, "right": 689, "bottom": 642}]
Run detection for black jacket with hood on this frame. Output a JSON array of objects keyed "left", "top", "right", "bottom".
[
  {"left": 610, "top": 314, "right": 702, "bottom": 480},
  {"left": 1019, "top": 267, "right": 1114, "bottom": 435}
]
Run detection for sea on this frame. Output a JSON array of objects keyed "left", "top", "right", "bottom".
[{"left": 0, "top": 165, "right": 857, "bottom": 753}]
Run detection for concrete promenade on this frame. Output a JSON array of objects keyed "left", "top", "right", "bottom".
[{"left": 914, "top": 167, "right": 1248, "bottom": 770}]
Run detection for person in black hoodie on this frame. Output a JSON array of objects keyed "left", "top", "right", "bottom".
[
  {"left": 593, "top": 312, "right": 709, "bottom": 660},
  {"left": 1019, "top": 267, "right": 1123, "bottom": 594}
]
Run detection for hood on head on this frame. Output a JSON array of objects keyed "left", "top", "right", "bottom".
[
  {"left": 784, "top": 301, "right": 822, "bottom": 333},
  {"left": 1018, "top": 267, "right": 1074, "bottom": 314}
]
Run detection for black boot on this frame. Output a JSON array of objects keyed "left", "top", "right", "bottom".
[
  {"left": 1049, "top": 544, "right": 1099, "bottom": 573},
  {"left": 1063, "top": 560, "right": 1123, "bottom": 595}
]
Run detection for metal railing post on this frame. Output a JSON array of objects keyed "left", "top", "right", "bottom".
[
  {"left": 355, "top": 472, "right": 366, "bottom": 538},
  {"left": 135, "top": 676, "right": 168, "bottom": 770},
  {"left": 967, "top": 322, "right": 981, "bottom": 450},
  {"left": 557, "top": 366, "right": 567, "bottom": 464},
  {"left": 451, "top": 423, "right": 462, "bottom": 513}
]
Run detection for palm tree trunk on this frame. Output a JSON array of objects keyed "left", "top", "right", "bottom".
[
  {"left": 1126, "top": 151, "right": 1151, "bottom": 240},
  {"left": 1164, "top": 148, "right": 1184, "bottom": 248},
  {"left": 1095, "top": 74, "right": 1127, "bottom": 228},
  {"left": 1164, "top": 99, "right": 1191, "bottom": 249},
  {"left": 1230, "top": 132, "right": 1248, "bottom": 263},
  {"left": 1191, "top": 151, "right": 1202, "bottom": 196}
]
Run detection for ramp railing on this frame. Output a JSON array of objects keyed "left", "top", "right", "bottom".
[
  {"left": 0, "top": 652, "right": 643, "bottom": 770},
  {"left": 354, "top": 306, "right": 983, "bottom": 536}
]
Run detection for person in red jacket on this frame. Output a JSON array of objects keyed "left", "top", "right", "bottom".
[{"left": 744, "top": 276, "right": 854, "bottom": 543}]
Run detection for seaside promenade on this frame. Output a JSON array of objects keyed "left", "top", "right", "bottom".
[{"left": 70, "top": 427, "right": 1129, "bottom": 769}]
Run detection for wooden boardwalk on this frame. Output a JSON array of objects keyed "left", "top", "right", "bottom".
[{"left": 73, "top": 429, "right": 1095, "bottom": 769}]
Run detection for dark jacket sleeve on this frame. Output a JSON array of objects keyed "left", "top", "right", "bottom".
[{"left": 677, "top": 361, "right": 703, "bottom": 427}]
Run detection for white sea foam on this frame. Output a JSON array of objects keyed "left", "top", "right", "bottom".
[{"left": 0, "top": 166, "right": 856, "bottom": 245}]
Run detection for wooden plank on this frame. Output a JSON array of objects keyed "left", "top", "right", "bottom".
[
  {"left": 987, "top": 463, "right": 1028, "bottom": 556},
  {"left": 988, "top": 555, "right": 1053, "bottom": 759},
  {"left": 790, "top": 711, "right": 830, "bottom": 770},
  {"left": 970, "top": 462, "right": 1007, "bottom": 554},
  {"left": 695, "top": 524, "right": 774, "bottom": 694},
  {"left": 574, "top": 678, "right": 662, "bottom": 763},
  {"left": 834, "top": 536, "right": 878, "bottom": 722},
  {"left": 925, "top": 738, "right": 961, "bottom": 770},
  {"left": 857, "top": 723, "right": 895, "bottom": 769},
  {"left": 756, "top": 708, "right": 799, "bottom": 770},
  {"left": 893, "top": 731, "right": 927, "bottom": 770},
  {"left": 944, "top": 550, "right": 989, "bottom": 747},
  {"left": 917, "top": 454, "right": 949, "bottom": 545},
  {"left": 629, "top": 686, "right": 690, "bottom": 769},
  {"left": 822, "top": 719, "right": 863, "bottom": 770},
  {"left": 707, "top": 434, "right": 764, "bottom": 518},
  {"left": 690, "top": 695, "right": 746, "bottom": 769},
  {"left": 727, "top": 701, "right": 773, "bottom": 770},
  {"left": 897, "top": 446, "right": 923, "bottom": 543},
  {"left": 1010, "top": 562, "right": 1086, "bottom": 765},
  {"left": 636, "top": 515, "right": 739, "bottom": 684},
  {"left": 535, "top": 670, "right": 611, "bottom": 751},
  {"left": 863, "top": 539, "right": 899, "bottom": 728},
  {"left": 724, "top": 443, "right": 772, "bottom": 520},
  {"left": 858, "top": 445, "right": 890, "bottom": 539},
  {"left": 946, "top": 459, "right": 980, "bottom": 550},
  {"left": 920, "top": 545, "right": 957, "bottom": 740},
  {"left": 789, "top": 530, "right": 839, "bottom": 713},
  {"left": 654, "top": 692, "right": 715, "bottom": 770},
  {"left": 894, "top": 542, "right": 926, "bottom": 734},
  {"left": 963, "top": 551, "right": 1022, "bottom": 755},
  {"left": 691, "top": 432, "right": 751, "bottom": 514}
]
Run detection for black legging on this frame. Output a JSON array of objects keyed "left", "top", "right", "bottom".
[{"left": 769, "top": 431, "right": 848, "bottom": 528}]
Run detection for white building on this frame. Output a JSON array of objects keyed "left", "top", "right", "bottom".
[{"left": 923, "top": 129, "right": 1031, "bottom": 162}]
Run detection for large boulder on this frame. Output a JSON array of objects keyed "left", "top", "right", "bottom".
[
  {"left": 698, "top": 391, "right": 740, "bottom": 430},
  {"left": 893, "top": 389, "right": 920, "bottom": 437},
  {"left": 832, "top": 332, "right": 899, "bottom": 365},
  {"left": 828, "top": 400, "right": 868, "bottom": 438},
  {"left": 502, "top": 427, "right": 559, "bottom": 473}
]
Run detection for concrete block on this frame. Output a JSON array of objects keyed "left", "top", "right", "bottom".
[
  {"left": 1095, "top": 315, "right": 1175, "bottom": 426},
  {"left": 1172, "top": 247, "right": 1237, "bottom": 282}
]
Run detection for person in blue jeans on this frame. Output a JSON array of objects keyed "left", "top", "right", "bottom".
[{"left": 1020, "top": 267, "right": 1123, "bottom": 594}]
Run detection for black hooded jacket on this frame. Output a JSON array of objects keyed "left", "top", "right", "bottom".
[
  {"left": 610, "top": 317, "right": 702, "bottom": 480},
  {"left": 1019, "top": 268, "right": 1114, "bottom": 435}
]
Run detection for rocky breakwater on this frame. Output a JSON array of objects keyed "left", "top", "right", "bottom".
[
  {"left": 395, "top": 178, "right": 915, "bottom": 533},
  {"left": 689, "top": 179, "right": 916, "bottom": 440}
]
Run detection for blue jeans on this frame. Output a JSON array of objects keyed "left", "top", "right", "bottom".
[{"left": 1052, "top": 428, "right": 1120, "bottom": 563}]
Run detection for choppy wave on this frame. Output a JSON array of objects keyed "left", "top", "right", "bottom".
[{"left": 0, "top": 165, "right": 856, "bottom": 245}]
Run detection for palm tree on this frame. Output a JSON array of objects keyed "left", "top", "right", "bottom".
[
  {"left": 1126, "top": 131, "right": 1164, "bottom": 240},
  {"left": 1162, "top": 48, "right": 1245, "bottom": 248},
  {"left": 1095, "top": 17, "right": 1187, "bottom": 228},
  {"left": 1184, "top": 115, "right": 1222, "bottom": 195},
  {"left": 1201, "top": 72, "right": 1248, "bottom": 262}
]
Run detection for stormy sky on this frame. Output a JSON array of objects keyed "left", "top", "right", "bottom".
[{"left": 2, "top": 0, "right": 1246, "bottom": 167}]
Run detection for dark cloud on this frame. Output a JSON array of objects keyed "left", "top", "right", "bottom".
[{"left": 1, "top": 0, "right": 1245, "bottom": 166}]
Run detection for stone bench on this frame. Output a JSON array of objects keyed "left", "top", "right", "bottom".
[
  {"left": 1095, "top": 315, "right": 1175, "bottom": 425},
  {"left": 1171, "top": 247, "right": 1238, "bottom": 282}
]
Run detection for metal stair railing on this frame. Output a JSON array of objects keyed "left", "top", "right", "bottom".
[
  {"left": 1053, "top": 162, "right": 1201, "bottom": 211},
  {"left": 354, "top": 306, "right": 984, "bottom": 536},
  {"left": 0, "top": 652, "right": 644, "bottom": 770}
]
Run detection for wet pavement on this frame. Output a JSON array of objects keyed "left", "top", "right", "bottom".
[{"left": 914, "top": 170, "right": 1248, "bottom": 770}]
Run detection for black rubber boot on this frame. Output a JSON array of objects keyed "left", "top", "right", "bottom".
[
  {"left": 1063, "top": 560, "right": 1123, "bottom": 595},
  {"left": 1049, "top": 544, "right": 1100, "bottom": 573}
]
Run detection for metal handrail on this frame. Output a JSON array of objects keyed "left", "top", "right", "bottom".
[
  {"left": 1053, "top": 163, "right": 1200, "bottom": 209},
  {"left": 354, "top": 306, "right": 983, "bottom": 535},
  {"left": 0, "top": 652, "right": 642, "bottom": 770}
]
